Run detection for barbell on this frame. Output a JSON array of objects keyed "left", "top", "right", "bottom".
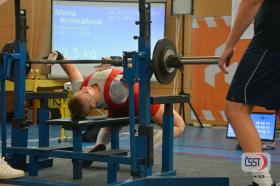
[{"left": 0, "top": 38, "right": 219, "bottom": 84}]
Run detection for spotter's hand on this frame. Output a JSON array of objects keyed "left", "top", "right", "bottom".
[{"left": 218, "top": 47, "right": 234, "bottom": 74}]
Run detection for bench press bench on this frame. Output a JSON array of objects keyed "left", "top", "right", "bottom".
[{"left": 7, "top": 95, "right": 190, "bottom": 184}]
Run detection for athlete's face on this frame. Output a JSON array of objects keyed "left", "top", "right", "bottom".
[
  {"left": 75, "top": 86, "right": 96, "bottom": 110},
  {"left": 75, "top": 86, "right": 95, "bottom": 98}
]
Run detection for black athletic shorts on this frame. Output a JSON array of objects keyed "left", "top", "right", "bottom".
[{"left": 226, "top": 47, "right": 280, "bottom": 109}]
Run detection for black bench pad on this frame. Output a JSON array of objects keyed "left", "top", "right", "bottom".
[{"left": 26, "top": 91, "right": 68, "bottom": 100}]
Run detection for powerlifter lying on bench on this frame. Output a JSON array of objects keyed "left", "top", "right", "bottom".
[{"left": 47, "top": 51, "right": 185, "bottom": 167}]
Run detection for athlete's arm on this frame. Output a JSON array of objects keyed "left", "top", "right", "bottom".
[{"left": 47, "top": 51, "right": 83, "bottom": 81}]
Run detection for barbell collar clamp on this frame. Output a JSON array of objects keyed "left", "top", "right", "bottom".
[{"left": 166, "top": 54, "right": 182, "bottom": 69}]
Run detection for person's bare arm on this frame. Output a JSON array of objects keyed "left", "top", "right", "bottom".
[
  {"left": 47, "top": 52, "right": 83, "bottom": 81},
  {"left": 218, "top": 0, "right": 264, "bottom": 74},
  {"left": 227, "top": 0, "right": 263, "bottom": 48},
  {"left": 60, "top": 63, "right": 83, "bottom": 82}
]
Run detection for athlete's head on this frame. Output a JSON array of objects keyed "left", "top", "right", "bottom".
[{"left": 68, "top": 86, "right": 96, "bottom": 119}]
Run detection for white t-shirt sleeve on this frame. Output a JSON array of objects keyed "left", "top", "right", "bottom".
[
  {"left": 71, "top": 80, "right": 83, "bottom": 93},
  {"left": 109, "top": 75, "right": 128, "bottom": 104}
]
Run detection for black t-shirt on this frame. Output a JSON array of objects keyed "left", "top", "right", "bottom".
[{"left": 249, "top": 0, "right": 280, "bottom": 51}]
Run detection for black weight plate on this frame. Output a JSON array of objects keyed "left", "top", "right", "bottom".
[{"left": 152, "top": 38, "right": 177, "bottom": 84}]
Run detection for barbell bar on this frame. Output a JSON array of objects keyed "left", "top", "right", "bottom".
[
  {"left": 27, "top": 56, "right": 218, "bottom": 65},
  {"left": 1, "top": 38, "right": 219, "bottom": 84}
]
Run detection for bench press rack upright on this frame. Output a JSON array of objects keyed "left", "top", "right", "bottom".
[{"left": 0, "top": 0, "right": 229, "bottom": 185}]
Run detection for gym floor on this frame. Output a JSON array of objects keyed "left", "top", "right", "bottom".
[{"left": 0, "top": 124, "right": 279, "bottom": 186}]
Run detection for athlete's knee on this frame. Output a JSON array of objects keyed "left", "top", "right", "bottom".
[
  {"left": 225, "top": 101, "right": 252, "bottom": 122},
  {"left": 178, "top": 123, "right": 185, "bottom": 135},
  {"left": 175, "top": 118, "right": 185, "bottom": 135}
]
